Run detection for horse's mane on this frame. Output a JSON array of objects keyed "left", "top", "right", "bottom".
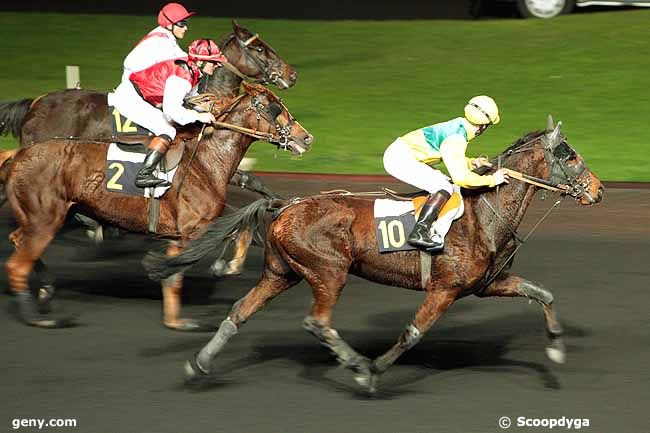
[{"left": 495, "top": 130, "right": 546, "bottom": 160}]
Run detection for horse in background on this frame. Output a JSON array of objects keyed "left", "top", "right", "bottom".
[
  {"left": 0, "top": 83, "right": 312, "bottom": 331},
  {"left": 144, "top": 117, "right": 603, "bottom": 391},
  {"left": 0, "top": 21, "right": 294, "bottom": 305}
]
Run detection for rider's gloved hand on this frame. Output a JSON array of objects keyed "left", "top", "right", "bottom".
[
  {"left": 493, "top": 169, "right": 510, "bottom": 185},
  {"left": 471, "top": 157, "right": 490, "bottom": 169},
  {"left": 197, "top": 112, "right": 216, "bottom": 124}
]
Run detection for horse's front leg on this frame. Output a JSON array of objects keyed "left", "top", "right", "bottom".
[
  {"left": 371, "top": 289, "right": 458, "bottom": 385},
  {"left": 162, "top": 242, "right": 214, "bottom": 332},
  {"left": 477, "top": 274, "right": 565, "bottom": 364}
]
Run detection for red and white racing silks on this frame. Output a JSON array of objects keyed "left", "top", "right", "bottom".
[
  {"left": 109, "top": 56, "right": 202, "bottom": 140},
  {"left": 121, "top": 26, "right": 187, "bottom": 82},
  {"left": 129, "top": 59, "right": 202, "bottom": 126}
]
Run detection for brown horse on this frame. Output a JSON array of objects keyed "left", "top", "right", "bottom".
[
  {"left": 144, "top": 117, "right": 603, "bottom": 391},
  {"left": 0, "top": 21, "right": 292, "bottom": 302},
  {"left": 0, "top": 83, "right": 312, "bottom": 330}
]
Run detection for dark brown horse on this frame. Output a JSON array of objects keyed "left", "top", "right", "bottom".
[
  {"left": 0, "top": 21, "right": 296, "bottom": 147},
  {"left": 145, "top": 117, "right": 603, "bottom": 391},
  {"left": 0, "top": 83, "right": 312, "bottom": 330}
]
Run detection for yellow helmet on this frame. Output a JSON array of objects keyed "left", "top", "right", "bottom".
[{"left": 464, "top": 96, "right": 500, "bottom": 125}]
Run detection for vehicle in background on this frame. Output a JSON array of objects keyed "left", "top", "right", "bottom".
[{"left": 471, "top": 0, "right": 650, "bottom": 18}]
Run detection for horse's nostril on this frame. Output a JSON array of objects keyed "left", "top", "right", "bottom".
[
  {"left": 290, "top": 71, "right": 297, "bottom": 81},
  {"left": 304, "top": 134, "right": 313, "bottom": 145},
  {"left": 597, "top": 187, "right": 604, "bottom": 201}
]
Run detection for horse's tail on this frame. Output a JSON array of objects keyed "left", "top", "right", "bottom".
[
  {"left": 143, "top": 198, "right": 276, "bottom": 281},
  {"left": 0, "top": 99, "right": 32, "bottom": 138},
  {"left": 0, "top": 149, "right": 19, "bottom": 206}
]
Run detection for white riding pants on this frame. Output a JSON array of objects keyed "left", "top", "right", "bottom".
[
  {"left": 383, "top": 138, "right": 453, "bottom": 195},
  {"left": 108, "top": 80, "right": 177, "bottom": 139}
]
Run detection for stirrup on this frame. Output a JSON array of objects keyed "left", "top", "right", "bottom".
[
  {"left": 426, "top": 233, "right": 444, "bottom": 252},
  {"left": 135, "top": 175, "right": 169, "bottom": 188}
]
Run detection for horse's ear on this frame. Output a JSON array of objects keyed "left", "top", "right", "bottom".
[
  {"left": 549, "top": 121, "right": 563, "bottom": 145},
  {"left": 547, "top": 114, "right": 554, "bottom": 132},
  {"left": 232, "top": 20, "right": 248, "bottom": 36}
]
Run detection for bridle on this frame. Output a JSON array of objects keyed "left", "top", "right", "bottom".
[
  {"left": 209, "top": 88, "right": 297, "bottom": 149},
  {"left": 492, "top": 123, "right": 592, "bottom": 201},
  {"left": 221, "top": 32, "right": 289, "bottom": 88}
]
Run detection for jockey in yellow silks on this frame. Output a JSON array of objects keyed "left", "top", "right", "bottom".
[{"left": 383, "top": 96, "right": 510, "bottom": 251}]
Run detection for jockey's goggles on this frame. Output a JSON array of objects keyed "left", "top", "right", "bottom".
[{"left": 175, "top": 20, "right": 188, "bottom": 29}]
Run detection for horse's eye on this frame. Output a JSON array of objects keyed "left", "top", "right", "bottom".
[{"left": 553, "top": 142, "right": 573, "bottom": 161}]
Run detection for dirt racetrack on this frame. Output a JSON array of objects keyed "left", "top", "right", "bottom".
[{"left": 1, "top": 175, "right": 648, "bottom": 433}]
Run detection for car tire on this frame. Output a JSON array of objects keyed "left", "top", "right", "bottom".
[{"left": 516, "top": 0, "right": 575, "bottom": 18}]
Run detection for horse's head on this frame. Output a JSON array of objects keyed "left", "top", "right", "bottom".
[
  {"left": 541, "top": 116, "right": 604, "bottom": 205},
  {"left": 220, "top": 21, "right": 297, "bottom": 89},
  {"left": 499, "top": 115, "right": 603, "bottom": 206},
  {"left": 219, "top": 82, "right": 312, "bottom": 155}
]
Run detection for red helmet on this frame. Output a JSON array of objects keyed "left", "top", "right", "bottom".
[
  {"left": 188, "top": 39, "right": 228, "bottom": 63},
  {"left": 158, "top": 3, "right": 195, "bottom": 27}
]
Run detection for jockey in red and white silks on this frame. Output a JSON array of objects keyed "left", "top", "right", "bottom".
[
  {"left": 120, "top": 3, "right": 195, "bottom": 82},
  {"left": 383, "top": 96, "right": 510, "bottom": 251},
  {"left": 109, "top": 39, "right": 228, "bottom": 188}
]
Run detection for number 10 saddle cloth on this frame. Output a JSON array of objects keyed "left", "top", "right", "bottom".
[{"left": 373, "top": 185, "right": 464, "bottom": 253}]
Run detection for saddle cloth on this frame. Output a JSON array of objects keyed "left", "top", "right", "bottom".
[
  {"left": 373, "top": 185, "right": 464, "bottom": 253},
  {"left": 104, "top": 143, "right": 178, "bottom": 199}
]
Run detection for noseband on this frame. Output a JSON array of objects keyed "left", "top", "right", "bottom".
[{"left": 208, "top": 90, "right": 297, "bottom": 149}]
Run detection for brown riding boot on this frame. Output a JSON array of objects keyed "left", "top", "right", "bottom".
[
  {"left": 407, "top": 190, "right": 451, "bottom": 251},
  {"left": 135, "top": 135, "right": 171, "bottom": 188}
]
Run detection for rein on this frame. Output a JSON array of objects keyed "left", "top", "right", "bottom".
[
  {"left": 477, "top": 132, "right": 581, "bottom": 294},
  {"left": 478, "top": 196, "right": 564, "bottom": 294}
]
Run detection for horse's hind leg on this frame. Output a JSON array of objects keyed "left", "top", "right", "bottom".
[
  {"left": 6, "top": 221, "right": 69, "bottom": 327},
  {"left": 477, "top": 274, "right": 565, "bottom": 364},
  {"left": 212, "top": 228, "right": 253, "bottom": 277},
  {"left": 187, "top": 267, "right": 301, "bottom": 378}
]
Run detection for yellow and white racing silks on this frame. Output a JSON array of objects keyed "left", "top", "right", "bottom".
[{"left": 399, "top": 117, "right": 496, "bottom": 188}]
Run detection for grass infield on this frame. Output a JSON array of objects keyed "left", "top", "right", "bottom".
[{"left": 0, "top": 11, "right": 648, "bottom": 180}]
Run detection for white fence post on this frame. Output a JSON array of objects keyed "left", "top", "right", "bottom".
[{"left": 66, "top": 65, "right": 80, "bottom": 89}]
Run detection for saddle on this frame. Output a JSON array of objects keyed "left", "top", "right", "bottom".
[{"left": 114, "top": 142, "right": 185, "bottom": 173}]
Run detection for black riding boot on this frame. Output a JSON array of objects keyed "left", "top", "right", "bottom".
[
  {"left": 135, "top": 149, "right": 170, "bottom": 188},
  {"left": 407, "top": 190, "right": 451, "bottom": 250}
]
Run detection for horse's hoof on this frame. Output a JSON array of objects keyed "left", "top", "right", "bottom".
[
  {"left": 210, "top": 260, "right": 228, "bottom": 278},
  {"left": 546, "top": 339, "right": 566, "bottom": 364},
  {"left": 351, "top": 357, "right": 378, "bottom": 393},
  {"left": 184, "top": 355, "right": 210, "bottom": 383},
  {"left": 38, "top": 285, "right": 56, "bottom": 313},
  {"left": 11, "top": 293, "right": 76, "bottom": 328},
  {"left": 28, "top": 316, "right": 76, "bottom": 329},
  {"left": 165, "top": 319, "right": 217, "bottom": 332}
]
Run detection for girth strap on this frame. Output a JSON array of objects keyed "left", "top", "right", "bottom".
[{"left": 420, "top": 250, "right": 431, "bottom": 289}]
